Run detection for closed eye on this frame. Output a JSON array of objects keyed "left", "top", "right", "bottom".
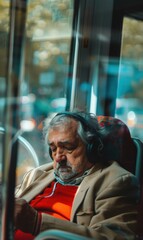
[
  {"left": 63, "top": 144, "right": 77, "bottom": 152},
  {"left": 49, "top": 144, "right": 77, "bottom": 153},
  {"left": 50, "top": 146, "right": 57, "bottom": 152}
]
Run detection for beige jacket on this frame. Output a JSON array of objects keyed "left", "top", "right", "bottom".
[{"left": 15, "top": 161, "right": 139, "bottom": 240}]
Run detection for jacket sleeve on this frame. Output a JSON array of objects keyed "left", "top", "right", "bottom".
[{"left": 38, "top": 173, "right": 139, "bottom": 240}]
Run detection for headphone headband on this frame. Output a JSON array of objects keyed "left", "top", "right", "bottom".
[{"left": 54, "top": 112, "right": 93, "bottom": 131}]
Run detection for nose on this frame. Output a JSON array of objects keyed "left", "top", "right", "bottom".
[{"left": 54, "top": 148, "right": 66, "bottom": 163}]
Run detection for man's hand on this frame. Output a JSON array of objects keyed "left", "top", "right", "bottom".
[{"left": 14, "top": 198, "right": 38, "bottom": 234}]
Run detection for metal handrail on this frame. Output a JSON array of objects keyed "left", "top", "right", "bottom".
[{"left": 0, "top": 126, "right": 39, "bottom": 168}]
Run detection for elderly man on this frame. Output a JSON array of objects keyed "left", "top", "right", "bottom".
[{"left": 14, "top": 112, "right": 139, "bottom": 240}]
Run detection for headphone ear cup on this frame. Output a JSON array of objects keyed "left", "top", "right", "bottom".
[
  {"left": 49, "top": 148, "right": 53, "bottom": 160},
  {"left": 86, "top": 139, "right": 103, "bottom": 163},
  {"left": 86, "top": 143, "right": 95, "bottom": 163}
]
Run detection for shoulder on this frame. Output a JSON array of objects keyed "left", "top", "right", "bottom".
[
  {"left": 33, "top": 162, "right": 54, "bottom": 172},
  {"left": 86, "top": 161, "right": 139, "bottom": 192},
  {"left": 91, "top": 161, "right": 136, "bottom": 178},
  {"left": 24, "top": 162, "right": 54, "bottom": 182}
]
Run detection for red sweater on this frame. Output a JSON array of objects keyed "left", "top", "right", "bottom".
[{"left": 14, "top": 181, "right": 78, "bottom": 240}]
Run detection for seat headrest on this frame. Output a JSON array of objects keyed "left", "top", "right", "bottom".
[{"left": 97, "top": 116, "right": 136, "bottom": 173}]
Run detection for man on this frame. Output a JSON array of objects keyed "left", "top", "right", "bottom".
[{"left": 14, "top": 112, "right": 139, "bottom": 240}]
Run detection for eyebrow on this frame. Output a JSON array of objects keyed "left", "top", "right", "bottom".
[{"left": 48, "top": 140, "right": 78, "bottom": 147}]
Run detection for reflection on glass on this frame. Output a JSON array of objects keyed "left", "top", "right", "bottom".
[
  {"left": 116, "top": 16, "right": 143, "bottom": 140},
  {"left": 0, "top": 0, "right": 74, "bottom": 164}
]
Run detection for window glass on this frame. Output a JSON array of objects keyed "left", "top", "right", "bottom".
[
  {"left": 115, "top": 16, "right": 143, "bottom": 140},
  {"left": 22, "top": 0, "right": 74, "bottom": 165},
  {"left": 0, "top": 1, "right": 10, "bottom": 125},
  {"left": 0, "top": 0, "right": 74, "bottom": 183}
]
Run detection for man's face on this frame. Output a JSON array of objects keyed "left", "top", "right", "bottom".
[{"left": 48, "top": 119, "right": 93, "bottom": 182}]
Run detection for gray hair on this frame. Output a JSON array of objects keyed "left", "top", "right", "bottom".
[{"left": 43, "top": 112, "right": 101, "bottom": 146}]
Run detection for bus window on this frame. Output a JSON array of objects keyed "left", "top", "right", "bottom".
[
  {"left": 0, "top": 0, "right": 74, "bottom": 171},
  {"left": 115, "top": 16, "right": 143, "bottom": 141},
  {"left": 21, "top": 0, "right": 74, "bottom": 165}
]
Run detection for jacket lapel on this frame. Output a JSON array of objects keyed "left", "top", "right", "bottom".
[
  {"left": 71, "top": 177, "right": 90, "bottom": 221},
  {"left": 71, "top": 164, "right": 102, "bottom": 221}
]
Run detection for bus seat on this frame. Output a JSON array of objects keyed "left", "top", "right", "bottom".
[
  {"left": 132, "top": 138, "right": 143, "bottom": 182},
  {"left": 97, "top": 116, "right": 143, "bottom": 239},
  {"left": 132, "top": 138, "right": 143, "bottom": 240},
  {"left": 97, "top": 115, "right": 137, "bottom": 174}
]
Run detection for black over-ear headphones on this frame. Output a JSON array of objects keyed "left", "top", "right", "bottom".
[{"left": 48, "top": 112, "right": 103, "bottom": 164}]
